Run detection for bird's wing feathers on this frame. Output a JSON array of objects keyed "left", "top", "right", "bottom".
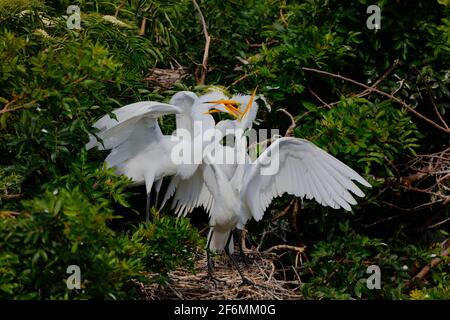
[
  {"left": 163, "top": 145, "right": 239, "bottom": 217},
  {"left": 166, "top": 166, "right": 214, "bottom": 216},
  {"left": 104, "top": 117, "right": 163, "bottom": 168},
  {"left": 86, "top": 102, "right": 183, "bottom": 150},
  {"left": 241, "top": 137, "right": 371, "bottom": 221}
]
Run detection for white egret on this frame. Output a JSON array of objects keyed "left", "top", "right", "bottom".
[
  {"left": 162, "top": 90, "right": 372, "bottom": 285},
  {"left": 86, "top": 91, "right": 237, "bottom": 222}
]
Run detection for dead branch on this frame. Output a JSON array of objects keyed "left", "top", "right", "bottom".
[
  {"left": 277, "top": 108, "right": 296, "bottom": 137},
  {"left": 369, "top": 59, "right": 400, "bottom": 89},
  {"left": 428, "top": 217, "right": 450, "bottom": 229},
  {"left": 0, "top": 194, "right": 22, "bottom": 199},
  {"left": 264, "top": 244, "right": 305, "bottom": 255},
  {"left": 308, "top": 87, "right": 331, "bottom": 109},
  {"left": 426, "top": 84, "right": 449, "bottom": 131},
  {"left": 139, "top": 17, "right": 147, "bottom": 36},
  {"left": 230, "top": 73, "right": 250, "bottom": 87},
  {"left": 142, "top": 250, "right": 303, "bottom": 300},
  {"left": 192, "top": 0, "right": 210, "bottom": 85},
  {"left": 302, "top": 67, "right": 450, "bottom": 134},
  {"left": 0, "top": 99, "right": 37, "bottom": 115},
  {"left": 0, "top": 211, "right": 20, "bottom": 217},
  {"left": 271, "top": 199, "right": 296, "bottom": 222},
  {"left": 114, "top": 0, "right": 126, "bottom": 18},
  {"left": 412, "top": 246, "right": 449, "bottom": 282},
  {"left": 247, "top": 107, "right": 297, "bottom": 153},
  {"left": 310, "top": 60, "right": 400, "bottom": 109}
]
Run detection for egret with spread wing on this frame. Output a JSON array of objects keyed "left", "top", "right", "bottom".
[
  {"left": 86, "top": 91, "right": 235, "bottom": 222},
  {"left": 162, "top": 90, "right": 371, "bottom": 285}
]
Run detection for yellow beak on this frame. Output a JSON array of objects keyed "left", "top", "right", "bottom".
[
  {"left": 205, "top": 99, "right": 242, "bottom": 118},
  {"left": 240, "top": 87, "right": 257, "bottom": 121},
  {"left": 204, "top": 88, "right": 257, "bottom": 121},
  {"left": 204, "top": 107, "right": 240, "bottom": 118}
]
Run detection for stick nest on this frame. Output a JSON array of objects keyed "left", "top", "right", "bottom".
[{"left": 141, "top": 250, "right": 304, "bottom": 300}]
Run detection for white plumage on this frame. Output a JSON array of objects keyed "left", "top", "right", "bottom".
[
  {"left": 86, "top": 91, "right": 231, "bottom": 221},
  {"left": 162, "top": 91, "right": 371, "bottom": 285}
]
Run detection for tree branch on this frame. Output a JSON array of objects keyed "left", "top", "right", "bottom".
[
  {"left": 192, "top": 0, "right": 210, "bottom": 85},
  {"left": 277, "top": 108, "right": 296, "bottom": 137},
  {"left": 264, "top": 244, "right": 305, "bottom": 254},
  {"left": 426, "top": 84, "right": 449, "bottom": 131},
  {"left": 412, "top": 246, "right": 449, "bottom": 282},
  {"left": 302, "top": 67, "right": 450, "bottom": 134}
]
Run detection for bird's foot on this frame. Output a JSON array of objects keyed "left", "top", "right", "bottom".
[
  {"left": 204, "top": 271, "right": 227, "bottom": 287},
  {"left": 233, "top": 252, "right": 252, "bottom": 267}
]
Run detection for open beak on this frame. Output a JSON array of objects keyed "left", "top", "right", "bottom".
[
  {"left": 204, "top": 88, "right": 257, "bottom": 121},
  {"left": 204, "top": 99, "right": 242, "bottom": 119}
]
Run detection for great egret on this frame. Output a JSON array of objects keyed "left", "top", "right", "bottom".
[
  {"left": 86, "top": 91, "right": 237, "bottom": 222},
  {"left": 163, "top": 90, "right": 372, "bottom": 285}
]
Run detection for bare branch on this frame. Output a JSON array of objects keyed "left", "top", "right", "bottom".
[
  {"left": 230, "top": 73, "right": 249, "bottom": 87},
  {"left": 192, "top": 0, "right": 210, "bottom": 85},
  {"left": 308, "top": 87, "right": 331, "bottom": 109},
  {"left": 114, "top": 0, "right": 126, "bottom": 18},
  {"left": 426, "top": 84, "right": 449, "bottom": 131},
  {"left": 311, "top": 60, "right": 399, "bottom": 109},
  {"left": 428, "top": 217, "right": 450, "bottom": 229},
  {"left": 0, "top": 99, "right": 37, "bottom": 115},
  {"left": 302, "top": 67, "right": 450, "bottom": 134},
  {"left": 277, "top": 108, "right": 296, "bottom": 137},
  {"left": 412, "top": 246, "right": 449, "bottom": 282},
  {"left": 264, "top": 244, "right": 305, "bottom": 254}
]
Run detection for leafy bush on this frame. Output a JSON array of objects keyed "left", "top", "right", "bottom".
[
  {"left": 131, "top": 213, "right": 204, "bottom": 285},
  {"left": 294, "top": 97, "right": 420, "bottom": 177},
  {"left": 300, "top": 222, "right": 449, "bottom": 300},
  {"left": 0, "top": 0, "right": 448, "bottom": 300},
  {"left": 0, "top": 164, "right": 203, "bottom": 299},
  {"left": 0, "top": 184, "right": 143, "bottom": 299}
]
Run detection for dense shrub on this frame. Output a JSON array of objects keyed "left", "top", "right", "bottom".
[
  {"left": 0, "top": 0, "right": 448, "bottom": 299},
  {"left": 0, "top": 158, "right": 203, "bottom": 299}
]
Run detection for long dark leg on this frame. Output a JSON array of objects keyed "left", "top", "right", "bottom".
[
  {"left": 145, "top": 192, "right": 151, "bottom": 223},
  {"left": 234, "top": 229, "right": 251, "bottom": 266},
  {"left": 144, "top": 174, "right": 155, "bottom": 223},
  {"left": 205, "top": 230, "right": 225, "bottom": 284},
  {"left": 224, "top": 231, "right": 253, "bottom": 286},
  {"left": 154, "top": 190, "right": 160, "bottom": 210},
  {"left": 154, "top": 179, "right": 162, "bottom": 210},
  {"left": 206, "top": 230, "right": 214, "bottom": 276}
]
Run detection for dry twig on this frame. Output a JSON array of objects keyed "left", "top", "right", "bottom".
[
  {"left": 412, "top": 245, "right": 449, "bottom": 282},
  {"left": 277, "top": 108, "right": 296, "bottom": 137},
  {"left": 192, "top": 0, "right": 210, "bottom": 85},
  {"left": 142, "top": 251, "right": 303, "bottom": 300},
  {"left": 302, "top": 67, "right": 450, "bottom": 134}
]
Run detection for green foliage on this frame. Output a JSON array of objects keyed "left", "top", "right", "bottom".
[
  {"left": 0, "top": 186, "right": 143, "bottom": 299},
  {"left": 300, "top": 223, "right": 449, "bottom": 299},
  {"left": 295, "top": 97, "right": 420, "bottom": 176},
  {"left": 0, "top": 165, "right": 203, "bottom": 299},
  {"left": 0, "top": 168, "right": 23, "bottom": 207},
  {"left": 131, "top": 212, "right": 204, "bottom": 285},
  {"left": 0, "top": 32, "right": 123, "bottom": 193},
  {"left": 0, "top": 0, "right": 44, "bottom": 17},
  {"left": 0, "top": 0, "right": 449, "bottom": 300}
]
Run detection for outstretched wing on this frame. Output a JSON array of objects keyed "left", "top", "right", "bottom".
[
  {"left": 161, "top": 145, "right": 239, "bottom": 217},
  {"left": 241, "top": 137, "right": 371, "bottom": 221},
  {"left": 86, "top": 101, "right": 184, "bottom": 151},
  {"left": 161, "top": 167, "right": 214, "bottom": 216}
]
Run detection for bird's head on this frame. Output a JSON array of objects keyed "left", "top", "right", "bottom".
[{"left": 203, "top": 88, "right": 258, "bottom": 122}]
